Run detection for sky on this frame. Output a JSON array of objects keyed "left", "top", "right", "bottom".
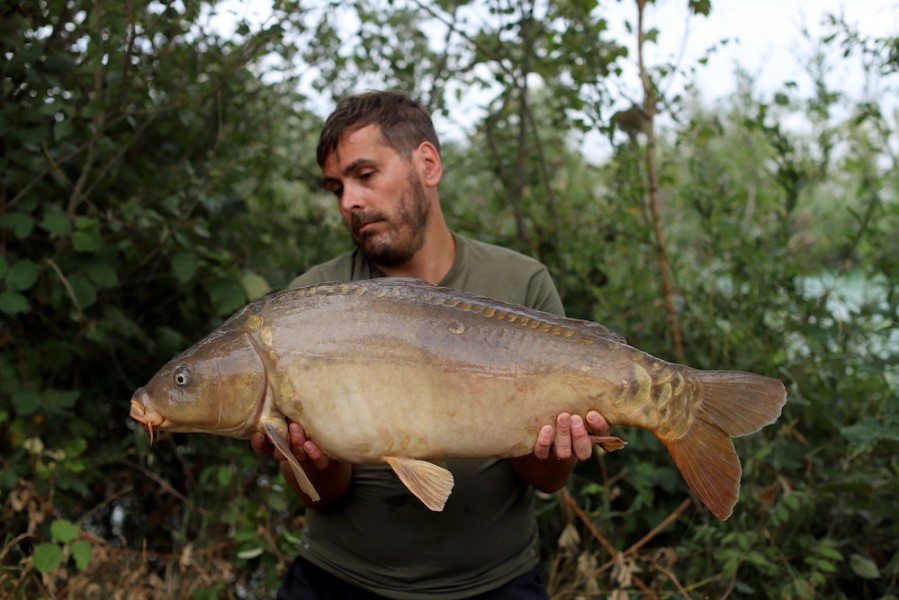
[
  {"left": 639, "top": 0, "right": 896, "bottom": 102},
  {"left": 209, "top": 0, "right": 897, "bottom": 144}
]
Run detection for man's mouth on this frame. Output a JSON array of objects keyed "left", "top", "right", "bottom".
[
  {"left": 357, "top": 221, "right": 377, "bottom": 234},
  {"left": 353, "top": 216, "right": 385, "bottom": 237}
]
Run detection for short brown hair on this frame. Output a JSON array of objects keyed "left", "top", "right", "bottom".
[{"left": 317, "top": 90, "right": 441, "bottom": 167}]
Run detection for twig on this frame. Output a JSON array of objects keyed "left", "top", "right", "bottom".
[
  {"left": 592, "top": 498, "right": 692, "bottom": 578},
  {"left": 42, "top": 258, "right": 83, "bottom": 321},
  {"left": 80, "top": 531, "right": 236, "bottom": 561},
  {"left": 626, "top": 498, "right": 691, "bottom": 557},
  {"left": 632, "top": 575, "right": 658, "bottom": 598},
  {"left": 635, "top": 0, "right": 684, "bottom": 360},
  {"left": 0, "top": 533, "right": 34, "bottom": 562},
  {"left": 120, "top": 459, "right": 189, "bottom": 504},
  {"left": 654, "top": 562, "right": 692, "bottom": 599},
  {"left": 561, "top": 487, "right": 618, "bottom": 559}
]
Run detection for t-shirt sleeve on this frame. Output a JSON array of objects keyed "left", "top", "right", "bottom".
[
  {"left": 289, "top": 265, "right": 329, "bottom": 289},
  {"left": 525, "top": 266, "right": 565, "bottom": 316},
  {"left": 287, "top": 250, "right": 361, "bottom": 289}
]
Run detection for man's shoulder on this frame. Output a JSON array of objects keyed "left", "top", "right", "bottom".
[
  {"left": 457, "top": 235, "right": 547, "bottom": 273},
  {"left": 451, "top": 234, "right": 562, "bottom": 314},
  {"left": 288, "top": 250, "right": 358, "bottom": 289}
]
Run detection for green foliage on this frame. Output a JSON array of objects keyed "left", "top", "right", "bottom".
[
  {"left": 29, "top": 519, "right": 91, "bottom": 574},
  {"left": 3, "top": 0, "right": 897, "bottom": 597},
  {"left": 0, "top": 0, "right": 339, "bottom": 595}
]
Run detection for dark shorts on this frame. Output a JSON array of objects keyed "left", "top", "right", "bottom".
[{"left": 276, "top": 555, "right": 550, "bottom": 600}]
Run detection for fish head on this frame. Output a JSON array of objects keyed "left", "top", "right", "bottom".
[{"left": 130, "top": 330, "right": 267, "bottom": 440}]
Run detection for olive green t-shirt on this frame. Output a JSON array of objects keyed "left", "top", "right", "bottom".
[{"left": 288, "top": 233, "right": 564, "bottom": 599}]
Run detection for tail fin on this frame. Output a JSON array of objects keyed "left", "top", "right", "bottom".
[{"left": 662, "top": 371, "right": 786, "bottom": 520}]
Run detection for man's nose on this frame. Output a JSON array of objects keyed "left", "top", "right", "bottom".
[{"left": 338, "top": 183, "right": 365, "bottom": 213}]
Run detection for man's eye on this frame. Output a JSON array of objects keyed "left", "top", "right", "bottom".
[{"left": 360, "top": 171, "right": 374, "bottom": 181}]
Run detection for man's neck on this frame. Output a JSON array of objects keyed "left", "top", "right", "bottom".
[{"left": 377, "top": 224, "right": 456, "bottom": 284}]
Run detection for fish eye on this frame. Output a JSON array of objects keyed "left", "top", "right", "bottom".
[{"left": 173, "top": 366, "right": 191, "bottom": 387}]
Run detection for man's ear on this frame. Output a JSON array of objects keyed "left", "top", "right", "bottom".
[{"left": 415, "top": 141, "right": 443, "bottom": 187}]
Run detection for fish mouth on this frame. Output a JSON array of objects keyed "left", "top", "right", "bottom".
[{"left": 130, "top": 388, "right": 166, "bottom": 444}]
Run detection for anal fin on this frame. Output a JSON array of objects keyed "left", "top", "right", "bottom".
[
  {"left": 263, "top": 421, "right": 321, "bottom": 503},
  {"left": 589, "top": 435, "right": 627, "bottom": 452},
  {"left": 385, "top": 456, "right": 454, "bottom": 512}
]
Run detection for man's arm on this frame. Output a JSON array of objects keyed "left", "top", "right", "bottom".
[{"left": 512, "top": 267, "right": 612, "bottom": 491}]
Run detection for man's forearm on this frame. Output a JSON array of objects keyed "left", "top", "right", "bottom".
[
  {"left": 281, "top": 460, "right": 353, "bottom": 511},
  {"left": 510, "top": 453, "right": 577, "bottom": 493}
]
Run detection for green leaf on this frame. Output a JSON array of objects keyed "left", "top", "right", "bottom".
[
  {"left": 241, "top": 272, "right": 271, "bottom": 300},
  {"left": 4, "top": 259, "right": 41, "bottom": 291},
  {"left": 217, "top": 465, "right": 232, "bottom": 486},
  {"left": 66, "top": 436, "right": 88, "bottom": 458},
  {"left": 192, "top": 583, "right": 226, "bottom": 600},
  {"left": 236, "top": 547, "right": 264, "bottom": 560},
  {"left": 41, "top": 210, "right": 71, "bottom": 238},
  {"left": 44, "top": 389, "right": 80, "bottom": 413},
  {"left": 72, "top": 229, "right": 104, "bottom": 252},
  {"left": 232, "top": 528, "right": 260, "bottom": 542},
  {"left": 0, "top": 467, "right": 17, "bottom": 490},
  {"left": 0, "top": 290, "right": 29, "bottom": 315},
  {"left": 70, "top": 539, "right": 92, "bottom": 571},
  {"left": 850, "top": 553, "right": 881, "bottom": 579},
  {"left": 11, "top": 389, "right": 41, "bottom": 416},
  {"left": 841, "top": 417, "right": 899, "bottom": 446},
  {"left": 15, "top": 126, "right": 50, "bottom": 146},
  {"left": 172, "top": 252, "right": 200, "bottom": 283},
  {"left": 68, "top": 272, "right": 97, "bottom": 310},
  {"left": 0, "top": 212, "right": 35, "bottom": 239},
  {"left": 208, "top": 276, "right": 246, "bottom": 316},
  {"left": 32, "top": 543, "right": 64, "bottom": 573},
  {"left": 86, "top": 263, "right": 118, "bottom": 288},
  {"left": 50, "top": 519, "right": 80, "bottom": 543},
  {"left": 688, "top": 0, "right": 711, "bottom": 16}
]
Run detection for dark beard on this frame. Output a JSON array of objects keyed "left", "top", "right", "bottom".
[{"left": 352, "top": 174, "right": 430, "bottom": 266}]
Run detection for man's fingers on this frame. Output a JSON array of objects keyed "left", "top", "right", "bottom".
[
  {"left": 303, "top": 440, "right": 332, "bottom": 470},
  {"left": 533, "top": 425, "right": 554, "bottom": 459},
  {"left": 586, "top": 410, "right": 611, "bottom": 436},
  {"left": 570, "top": 414, "right": 593, "bottom": 461},
  {"left": 554, "top": 413, "right": 572, "bottom": 459},
  {"left": 250, "top": 431, "right": 271, "bottom": 455},
  {"left": 286, "top": 421, "right": 308, "bottom": 461}
]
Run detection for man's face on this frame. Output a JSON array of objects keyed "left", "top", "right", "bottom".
[{"left": 322, "top": 125, "right": 431, "bottom": 266}]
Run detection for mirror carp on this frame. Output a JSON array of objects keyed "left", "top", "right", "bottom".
[{"left": 130, "top": 277, "right": 786, "bottom": 519}]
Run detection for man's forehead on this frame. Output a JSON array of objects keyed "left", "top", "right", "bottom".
[
  {"left": 323, "top": 124, "right": 396, "bottom": 173},
  {"left": 330, "top": 125, "right": 385, "bottom": 158}
]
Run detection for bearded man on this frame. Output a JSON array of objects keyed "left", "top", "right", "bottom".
[{"left": 252, "top": 90, "right": 611, "bottom": 600}]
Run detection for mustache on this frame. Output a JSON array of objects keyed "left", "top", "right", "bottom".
[{"left": 350, "top": 212, "right": 386, "bottom": 234}]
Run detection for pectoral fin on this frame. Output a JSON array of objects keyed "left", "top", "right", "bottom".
[
  {"left": 385, "top": 456, "right": 455, "bottom": 512},
  {"left": 589, "top": 435, "right": 627, "bottom": 452},
  {"left": 263, "top": 421, "right": 321, "bottom": 502}
]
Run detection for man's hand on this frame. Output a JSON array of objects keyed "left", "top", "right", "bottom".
[
  {"left": 532, "top": 410, "right": 611, "bottom": 461},
  {"left": 511, "top": 410, "right": 611, "bottom": 493},
  {"left": 250, "top": 421, "right": 332, "bottom": 470},
  {"left": 250, "top": 421, "right": 351, "bottom": 510}
]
